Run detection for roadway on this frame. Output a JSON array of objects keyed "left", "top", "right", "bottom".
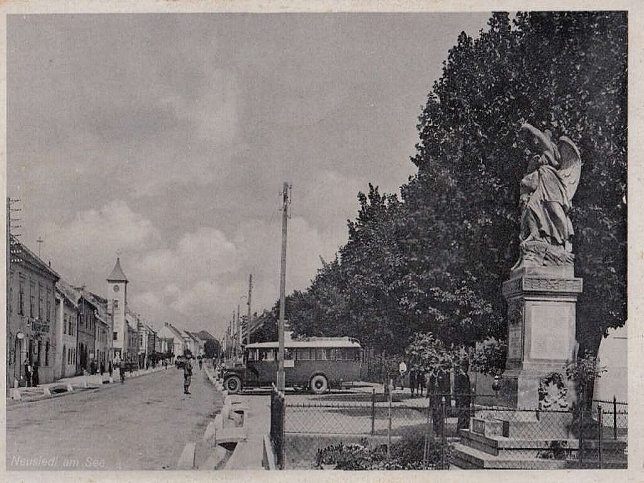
[{"left": 7, "top": 365, "right": 218, "bottom": 470}]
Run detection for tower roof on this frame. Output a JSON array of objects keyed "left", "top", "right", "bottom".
[{"left": 107, "top": 257, "right": 128, "bottom": 282}]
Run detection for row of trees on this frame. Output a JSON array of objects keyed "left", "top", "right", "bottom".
[{"left": 258, "top": 12, "right": 626, "bottom": 374}]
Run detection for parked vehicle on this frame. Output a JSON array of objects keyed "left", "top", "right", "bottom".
[{"left": 221, "top": 336, "right": 362, "bottom": 394}]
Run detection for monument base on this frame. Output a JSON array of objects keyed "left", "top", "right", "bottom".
[{"left": 500, "top": 264, "right": 582, "bottom": 411}]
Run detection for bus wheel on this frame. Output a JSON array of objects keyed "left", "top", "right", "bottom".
[
  {"left": 310, "top": 374, "right": 328, "bottom": 395},
  {"left": 224, "top": 375, "right": 242, "bottom": 394}
]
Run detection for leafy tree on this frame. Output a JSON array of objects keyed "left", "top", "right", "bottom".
[
  {"left": 250, "top": 309, "right": 279, "bottom": 343},
  {"left": 283, "top": 12, "right": 627, "bottom": 362}
]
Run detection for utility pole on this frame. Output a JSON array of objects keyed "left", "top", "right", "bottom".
[
  {"left": 237, "top": 304, "right": 242, "bottom": 357},
  {"left": 247, "top": 274, "right": 253, "bottom": 345},
  {"left": 277, "top": 182, "right": 290, "bottom": 391},
  {"left": 7, "top": 198, "right": 22, "bottom": 385}
]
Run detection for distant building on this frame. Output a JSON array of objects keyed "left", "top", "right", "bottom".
[
  {"left": 6, "top": 236, "right": 59, "bottom": 387},
  {"left": 76, "top": 291, "right": 98, "bottom": 374},
  {"left": 84, "top": 290, "right": 111, "bottom": 373},
  {"left": 157, "top": 323, "right": 185, "bottom": 359},
  {"left": 54, "top": 279, "right": 80, "bottom": 379},
  {"left": 137, "top": 322, "right": 157, "bottom": 368}
]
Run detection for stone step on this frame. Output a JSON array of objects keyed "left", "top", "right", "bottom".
[
  {"left": 451, "top": 442, "right": 569, "bottom": 470},
  {"left": 214, "top": 426, "right": 247, "bottom": 445}
]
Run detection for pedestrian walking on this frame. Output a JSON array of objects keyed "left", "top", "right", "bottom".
[
  {"left": 198, "top": 357, "right": 203, "bottom": 370},
  {"left": 183, "top": 357, "right": 193, "bottom": 395},
  {"left": 119, "top": 362, "right": 125, "bottom": 383},
  {"left": 108, "top": 361, "right": 113, "bottom": 378}
]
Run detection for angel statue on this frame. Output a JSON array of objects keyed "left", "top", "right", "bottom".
[{"left": 511, "top": 122, "right": 582, "bottom": 270}]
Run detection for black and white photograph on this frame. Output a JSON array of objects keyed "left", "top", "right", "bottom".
[{"left": 3, "top": 1, "right": 635, "bottom": 478}]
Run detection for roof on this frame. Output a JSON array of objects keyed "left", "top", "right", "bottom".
[
  {"left": 56, "top": 278, "right": 80, "bottom": 308},
  {"left": 196, "top": 330, "right": 216, "bottom": 341},
  {"left": 184, "top": 331, "right": 199, "bottom": 342},
  {"left": 12, "top": 235, "right": 60, "bottom": 281},
  {"left": 84, "top": 290, "right": 110, "bottom": 323},
  {"left": 247, "top": 337, "right": 361, "bottom": 350},
  {"left": 107, "top": 257, "right": 128, "bottom": 282}
]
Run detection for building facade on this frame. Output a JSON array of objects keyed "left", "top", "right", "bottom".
[
  {"left": 7, "top": 236, "right": 59, "bottom": 387},
  {"left": 87, "top": 292, "right": 111, "bottom": 373},
  {"left": 157, "top": 323, "right": 185, "bottom": 360},
  {"left": 76, "top": 294, "right": 98, "bottom": 374},
  {"left": 54, "top": 280, "right": 79, "bottom": 379}
]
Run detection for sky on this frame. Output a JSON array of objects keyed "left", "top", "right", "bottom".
[{"left": 7, "top": 12, "right": 491, "bottom": 338}]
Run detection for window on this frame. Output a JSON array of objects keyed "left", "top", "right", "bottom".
[
  {"left": 262, "top": 349, "right": 275, "bottom": 361},
  {"left": 29, "top": 282, "right": 35, "bottom": 317},
  {"left": 284, "top": 348, "right": 294, "bottom": 360},
  {"left": 315, "top": 348, "right": 327, "bottom": 361},
  {"left": 113, "top": 299, "right": 119, "bottom": 309},
  {"left": 47, "top": 289, "right": 52, "bottom": 321},
  {"left": 63, "top": 315, "right": 67, "bottom": 335},
  {"left": 113, "top": 331, "right": 118, "bottom": 341},
  {"left": 39, "top": 284, "right": 43, "bottom": 319},
  {"left": 297, "top": 348, "right": 311, "bottom": 360},
  {"left": 19, "top": 279, "right": 24, "bottom": 315},
  {"left": 45, "top": 341, "right": 49, "bottom": 366}
]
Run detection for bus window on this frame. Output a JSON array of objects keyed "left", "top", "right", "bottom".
[
  {"left": 297, "top": 348, "right": 311, "bottom": 360},
  {"left": 285, "top": 348, "right": 294, "bottom": 360},
  {"left": 262, "top": 349, "right": 275, "bottom": 361},
  {"left": 327, "top": 349, "right": 336, "bottom": 360},
  {"left": 315, "top": 348, "right": 326, "bottom": 360}
]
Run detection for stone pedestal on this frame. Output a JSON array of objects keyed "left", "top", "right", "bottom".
[{"left": 500, "top": 265, "right": 583, "bottom": 410}]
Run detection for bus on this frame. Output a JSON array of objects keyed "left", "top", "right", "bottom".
[{"left": 221, "top": 336, "right": 362, "bottom": 394}]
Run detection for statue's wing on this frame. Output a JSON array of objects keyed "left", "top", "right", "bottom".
[{"left": 558, "top": 136, "right": 582, "bottom": 200}]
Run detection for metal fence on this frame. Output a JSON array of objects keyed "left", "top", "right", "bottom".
[
  {"left": 274, "top": 390, "right": 627, "bottom": 470},
  {"left": 270, "top": 385, "right": 286, "bottom": 469}
]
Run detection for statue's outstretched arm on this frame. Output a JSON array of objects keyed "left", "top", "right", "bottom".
[{"left": 520, "top": 122, "right": 552, "bottom": 154}]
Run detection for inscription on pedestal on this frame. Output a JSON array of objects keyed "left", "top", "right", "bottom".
[
  {"left": 508, "top": 325, "right": 522, "bottom": 360},
  {"left": 507, "top": 300, "right": 524, "bottom": 360}
]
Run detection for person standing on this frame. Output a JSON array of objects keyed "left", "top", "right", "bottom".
[
  {"left": 32, "top": 361, "right": 40, "bottom": 387},
  {"left": 108, "top": 360, "right": 113, "bottom": 378},
  {"left": 198, "top": 357, "right": 203, "bottom": 370},
  {"left": 24, "top": 358, "right": 32, "bottom": 387},
  {"left": 398, "top": 359, "right": 407, "bottom": 391},
  {"left": 183, "top": 357, "right": 193, "bottom": 395},
  {"left": 409, "top": 368, "right": 417, "bottom": 397}
]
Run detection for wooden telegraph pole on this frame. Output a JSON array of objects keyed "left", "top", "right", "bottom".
[
  {"left": 277, "top": 182, "right": 290, "bottom": 391},
  {"left": 247, "top": 274, "right": 252, "bottom": 346}
]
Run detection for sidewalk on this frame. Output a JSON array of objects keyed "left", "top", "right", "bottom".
[
  {"left": 223, "top": 394, "right": 270, "bottom": 470},
  {"left": 8, "top": 365, "right": 166, "bottom": 404}
]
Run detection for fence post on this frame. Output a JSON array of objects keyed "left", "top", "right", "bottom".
[
  {"left": 387, "top": 384, "right": 392, "bottom": 459},
  {"left": 423, "top": 397, "right": 431, "bottom": 468},
  {"left": 598, "top": 405, "right": 603, "bottom": 469},
  {"left": 613, "top": 396, "right": 617, "bottom": 440},
  {"left": 371, "top": 388, "right": 376, "bottom": 436},
  {"left": 578, "top": 407, "right": 584, "bottom": 468},
  {"left": 441, "top": 396, "right": 447, "bottom": 470}
]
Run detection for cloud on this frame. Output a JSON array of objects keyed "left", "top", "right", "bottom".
[{"left": 40, "top": 200, "right": 158, "bottom": 284}]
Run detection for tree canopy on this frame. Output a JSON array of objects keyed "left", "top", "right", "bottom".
[{"left": 287, "top": 12, "right": 626, "bottom": 359}]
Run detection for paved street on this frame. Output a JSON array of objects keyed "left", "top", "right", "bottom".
[{"left": 7, "top": 367, "right": 218, "bottom": 471}]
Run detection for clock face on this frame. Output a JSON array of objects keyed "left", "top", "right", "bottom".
[{"left": 113, "top": 285, "right": 120, "bottom": 293}]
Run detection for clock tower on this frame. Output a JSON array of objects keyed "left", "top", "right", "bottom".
[{"left": 107, "top": 257, "right": 128, "bottom": 358}]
